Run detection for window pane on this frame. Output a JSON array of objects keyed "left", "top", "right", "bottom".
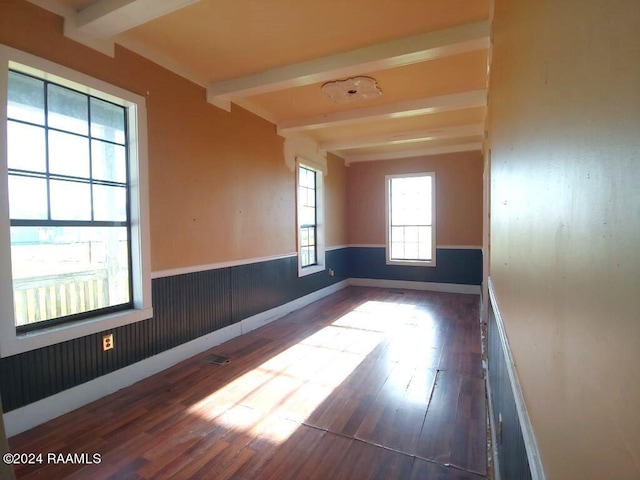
[
  {"left": 300, "top": 227, "right": 309, "bottom": 247},
  {"left": 50, "top": 180, "right": 91, "bottom": 220},
  {"left": 308, "top": 248, "right": 316, "bottom": 265},
  {"left": 8, "top": 71, "right": 45, "bottom": 125},
  {"left": 90, "top": 97, "right": 125, "bottom": 144},
  {"left": 405, "top": 243, "right": 419, "bottom": 260},
  {"left": 418, "top": 227, "right": 432, "bottom": 260},
  {"left": 47, "top": 84, "right": 88, "bottom": 135},
  {"left": 91, "top": 140, "right": 126, "bottom": 183},
  {"left": 405, "top": 226, "right": 419, "bottom": 242},
  {"left": 8, "top": 121, "right": 46, "bottom": 172},
  {"left": 391, "top": 226, "right": 404, "bottom": 243},
  {"left": 307, "top": 188, "right": 315, "bottom": 207},
  {"left": 94, "top": 185, "right": 126, "bottom": 221},
  {"left": 48, "top": 130, "right": 90, "bottom": 178},
  {"left": 8, "top": 176, "right": 48, "bottom": 219},
  {"left": 307, "top": 226, "right": 316, "bottom": 246},
  {"left": 11, "top": 226, "right": 130, "bottom": 327},
  {"left": 391, "top": 243, "right": 404, "bottom": 259},
  {"left": 301, "top": 247, "right": 309, "bottom": 267},
  {"left": 301, "top": 206, "right": 315, "bottom": 226},
  {"left": 390, "top": 176, "right": 431, "bottom": 226},
  {"left": 298, "top": 168, "right": 306, "bottom": 188},
  {"left": 299, "top": 167, "right": 315, "bottom": 188}
]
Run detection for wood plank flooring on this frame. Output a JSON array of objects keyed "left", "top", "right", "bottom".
[{"left": 8, "top": 286, "right": 488, "bottom": 479}]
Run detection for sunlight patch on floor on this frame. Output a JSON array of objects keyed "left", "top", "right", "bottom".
[{"left": 186, "top": 299, "right": 431, "bottom": 444}]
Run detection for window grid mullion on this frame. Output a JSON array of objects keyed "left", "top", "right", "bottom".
[
  {"left": 8, "top": 169, "right": 126, "bottom": 188},
  {"left": 87, "top": 94, "right": 94, "bottom": 222},
  {"left": 6, "top": 118, "right": 125, "bottom": 148},
  {"left": 44, "top": 80, "right": 52, "bottom": 221}
]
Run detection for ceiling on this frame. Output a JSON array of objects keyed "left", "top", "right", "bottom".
[{"left": 29, "top": 0, "right": 491, "bottom": 164}]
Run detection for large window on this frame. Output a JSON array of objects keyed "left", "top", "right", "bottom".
[
  {"left": 0, "top": 46, "right": 152, "bottom": 356},
  {"left": 8, "top": 70, "right": 131, "bottom": 331},
  {"left": 385, "top": 172, "right": 436, "bottom": 266},
  {"left": 296, "top": 160, "right": 325, "bottom": 276}
]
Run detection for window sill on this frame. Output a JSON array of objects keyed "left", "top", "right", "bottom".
[
  {"left": 298, "top": 264, "right": 325, "bottom": 277},
  {"left": 0, "top": 307, "right": 153, "bottom": 358},
  {"left": 386, "top": 259, "right": 437, "bottom": 268}
]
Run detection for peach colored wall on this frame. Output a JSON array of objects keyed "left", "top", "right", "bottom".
[
  {"left": 347, "top": 151, "right": 483, "bottom": 247},
  {"left": 0, "top": 0, "right": 348, "bottom": 272},
  {"left": 324, "top": 152, "right": 348, "bottom": 248},
  {"left": 488, "top": 1, "right": 640, "bottom": 478}
]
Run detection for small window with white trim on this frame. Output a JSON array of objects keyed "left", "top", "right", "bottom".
[
  {"left": 385, "top": 172, "right": 436, "bottom": 266},
  {"left": 296, "top": 160, "right": 325, "bottom": 276},
  {"left": 0, "top": 46, "right": 152, "bottom": 356}
]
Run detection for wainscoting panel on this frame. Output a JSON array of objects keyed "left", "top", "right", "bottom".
[
  {"left": 488, "top": 298, "right": 534, "bottom": 480},
  {"left": 349, "top": 247, "right": 482, "bottom": 285},
  {"left": 0, "top": 249, "right": 348, "bottom": 413}
]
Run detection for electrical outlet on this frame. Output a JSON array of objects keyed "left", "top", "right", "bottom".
[
  {"left": 102, "top": 334, "right": 114, "bottom": 351},
  {"left": 329, "top": 268, "right": 335, "bottom": 277},
  {"left": 497, "top": 413, "right": 503, "bottom": 444}
]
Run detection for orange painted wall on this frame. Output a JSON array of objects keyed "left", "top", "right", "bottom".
[
  {"left": 0, "top": 0, "right": 347, "bottom": 272},
  {"left": 489, "top": 1, "right": 640, "bottom": 478},
  {"left": 325, "top": 152, "right": 348, "bottom": 248},
  {"left": 347, "top": 151, "right": 483, "bottom": 247}
]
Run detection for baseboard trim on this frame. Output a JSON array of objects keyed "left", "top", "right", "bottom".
[
  {"left": 4, "top": 280, "right": 349, "bottom": 437},
  {"left": 349, "top": 278, "right": 481, "bottom": 295},
  {"left": 488, "top": 277, "right": 546, "bottom": 480},
  {"left": 485, "top": 366, "right": 502, "bottom": 480}
]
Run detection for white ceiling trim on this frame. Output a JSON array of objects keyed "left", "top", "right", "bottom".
[
  {"left": 344, "top": 142, "right": 482, "bottom": 164},
  {"left": 320, "top": 123, "right": 484, "bottom": 151},
  {"left": 75, "top": 0, "right": 202, "bottom": 38},
  {"left": 231, "top": 98, "right": 279, "bottom": 124},
  {"left": 27, "top": 0, "right": 115, "bottom": 57},
  {"left": 278, "top": 89, "right": 486, "bottom": 134},
  {"left": 207, "top": 20, "right": 490, "bottom": 107},
  {"left": 117, "top": 36, "right": 209, "bottom": 87},
  {"left": 28, "top": 1, "right": 214, "bottom": 93}
]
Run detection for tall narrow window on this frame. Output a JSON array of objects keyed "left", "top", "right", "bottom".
[
  {"left": 386, "top": 172, "right": 436, "bottom": 266},
  {"left": 296, "top": 160, "right": 325, "bottom": 276},
  {"left": 0, "top": 46, "right": 152, "bottom": 357},
  {"left": 298, "top": 165, "right": 317, "bottom": 267},
  {"left": 7, "top": 70, "right": 132, "bottom": 331}
]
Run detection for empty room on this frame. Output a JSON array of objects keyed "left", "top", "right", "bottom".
[{"left": 0, "top": 1, "right": 638, "bottom": 479}]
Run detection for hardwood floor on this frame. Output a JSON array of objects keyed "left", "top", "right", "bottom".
[{"left": 8, "top": 286, "right": 488, "bottom": 479}]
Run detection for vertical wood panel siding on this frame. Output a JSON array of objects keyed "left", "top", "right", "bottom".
[
  {"left": 488, "top": 301, "right": 533, "bottom": 480},
  {"left": 349, "top": 247, "right": 482, "bottom": 285},
  {"left": 0, "top": 249, "right": 348, "bottom": 412}
]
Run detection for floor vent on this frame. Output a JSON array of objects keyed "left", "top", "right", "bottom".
[{"left": 205, "top": 354, "right": 230, "bottom": 365}]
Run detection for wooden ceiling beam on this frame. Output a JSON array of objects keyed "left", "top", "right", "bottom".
[
  {"left": 207, "top": 20, "right": 489, "bottom": 109},
  {"left": 320, "top": 123, "right": 484, "bottom": 151},
  {"left": 74, "top": 0, "right": 201, "bottom": 37},
  {"left": 278, "top": 89, "right": 486, "bottom": 134},
  {"left": 345, "top": 143, "right": 483, "bottom": 164}
]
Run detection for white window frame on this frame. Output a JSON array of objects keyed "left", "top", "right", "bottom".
[
  {"left": 0, "top": 46, "right": 153, "bottom": 357},
  {"left": 296, "top": 158, "right": 325, "bottom": 277},
  {"left": 385, "top": 172, "right": 436, "bottom": 267}
]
